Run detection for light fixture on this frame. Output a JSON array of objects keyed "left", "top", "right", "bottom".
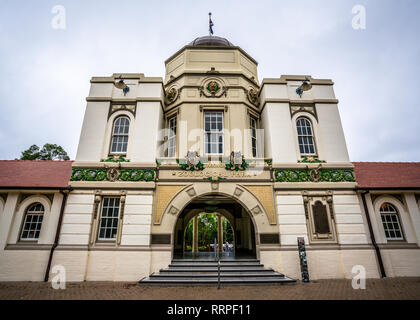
[
  {"left": 296, "top": 77, "right": 312, "bottom": 97},
  {"left": 114, "top": 75, "right": 130, "bottom": 96}
]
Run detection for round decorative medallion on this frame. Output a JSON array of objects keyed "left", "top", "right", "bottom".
[
  {"left": 207, "top": 81, "right": 220, "bottom": 94},
  {"left": 309, "top": 168, "right": 321, "bottom": 182},
  {"left": 247, "top": 88, "right": 259, "bottom": 105},
  {"left": 165, "top": 87, "right": 178, "bottom": 103},
  {"left": 106, "top": 168, "right": 120, "bottom": 182}
]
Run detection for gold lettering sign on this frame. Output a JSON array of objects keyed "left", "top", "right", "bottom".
[{"left": 176, "top": 170, "right": 252, "bottom": 178}]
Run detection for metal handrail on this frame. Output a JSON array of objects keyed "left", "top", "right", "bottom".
[{"left": 217, "top": 257, "right": 221, "bottom": 290}]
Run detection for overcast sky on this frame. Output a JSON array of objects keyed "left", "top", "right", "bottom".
[{"left": 0, "top": 0, "right": 419, "bottom": 161}]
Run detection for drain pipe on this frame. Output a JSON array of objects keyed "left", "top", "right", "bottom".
[
  {"left": 44, "top": 188, "right": 71, "bottom": 282},
  {"left": 360, "top": 190, "right": 386, "bottom": 278}
]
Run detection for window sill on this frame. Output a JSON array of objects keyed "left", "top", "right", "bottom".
[{"left": 91, "top": 241, "right": 118, "bottom": 248}]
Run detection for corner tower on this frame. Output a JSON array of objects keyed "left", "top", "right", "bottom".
[{"left": 161, "top": 35, "right": 261, "bottom": 159}]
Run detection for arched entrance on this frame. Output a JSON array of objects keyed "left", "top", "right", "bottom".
[{"left": 173, "top": 194, "right": 257, "bottom": 259}]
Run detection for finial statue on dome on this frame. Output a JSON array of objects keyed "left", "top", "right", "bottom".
[{"left": 208, "top": 12, "right": 214, "bottom": 36}]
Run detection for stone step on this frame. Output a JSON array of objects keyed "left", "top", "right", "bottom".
[
  {"left": 168, "top": 263, "right": 264, "bottom": 268},
  {"left": 171, "top": 259, "right": 260, "bottom": 263},
  {"left": 160, "top": 267, "right": 274, "bottom": 273},
  {"left": 150, "top": 272, "right": 285, "bottom": 278},
  {"left": 139, "top": 276, "right": 296, "bottom": 285},
  {"left": 139, "top": 259, "right": 296, "bottom": 286}
]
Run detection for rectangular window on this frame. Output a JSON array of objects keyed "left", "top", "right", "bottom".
[
  {"left": 98, "top": 197, "right": 120, "bottom": 241},
  {"left": 167, "top": 116, "right": 177, "bottom": 157},
  {"left": 204, "top": 111, "right": 224, "bottom": 155},
  {"left": 250, "top": 117, "right": 257, "bottom": 157}
]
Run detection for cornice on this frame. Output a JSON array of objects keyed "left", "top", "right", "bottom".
[
  {"left": 164, "top": 45, "right": 258, "bottom": 66},
  {"left": 164, "top": 70, "right": 260, "bottom": 87}
]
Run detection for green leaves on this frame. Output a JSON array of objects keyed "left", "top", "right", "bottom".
[
  {"left": 18, "top": 143, "right": 70, "bottom": 160},
  {"left": 70, "top": 168, "right": 155, "bottom": 182},
  {"left": 274, "top": 168, "right": 355, "bottom": 182}
]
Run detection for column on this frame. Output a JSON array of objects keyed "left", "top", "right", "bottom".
[
  {"left": 0, "top": 193, "right": 19, "bottom": 250},
  {"left": 404, "top": 193, "right": 420, "bottom": 246},
  {"left": 192, "top": 215, "right": 198, "bottom": 253}
]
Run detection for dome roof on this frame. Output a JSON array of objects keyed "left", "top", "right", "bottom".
[{"left": 189, "top": 35, "right": 234, "bottom": 47}]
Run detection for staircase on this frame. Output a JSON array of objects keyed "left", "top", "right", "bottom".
[{"left": 139, "top": 259, "right": 296, "bottom": 286}]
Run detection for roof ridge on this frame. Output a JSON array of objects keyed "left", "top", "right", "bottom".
[
  {"left": 0, "top": 160, "right": 74, "bottom": 162},
  {"left": 352, "top": 161, "right": 420, "bottom": 164}
]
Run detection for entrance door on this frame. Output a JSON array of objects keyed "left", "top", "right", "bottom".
[{"left": 173, "top": 194, "right": 257, "bottom": 260}]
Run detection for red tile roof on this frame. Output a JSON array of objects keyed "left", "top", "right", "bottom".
[
  {"left": 0, "top": 160, "right": 73, "bottom": 189},
  {"left": 353, "top": 162, "right": 420, "bottom": 189},
  {"left": 0, "top": 160, "right": 419, "bottom": 189}
]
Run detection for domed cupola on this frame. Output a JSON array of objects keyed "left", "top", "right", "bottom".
[{"left": 188, "top": 35, "right": 234, "bottom": 47}]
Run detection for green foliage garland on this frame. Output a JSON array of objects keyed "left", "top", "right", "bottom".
[
  {"left": 274, "top": 168, "right": 355, "bottom": 182},
  {"left": 71, "top": 168, "right": 155, "bottom": 182}
]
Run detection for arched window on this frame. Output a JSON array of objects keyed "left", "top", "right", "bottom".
[
  {"left": 380, "top": 203, "right": 403, "bottom": 240},
  {"left": 296, "top": 117, "right": 316, "bottom": 155},
  {"left": 20, "top": 203, "right": 44, "bottom": 240},
  {"left": 110, "top": 116, "right": 130, "bottom": 154}
]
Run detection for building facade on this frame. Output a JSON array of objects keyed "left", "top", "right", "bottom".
[{"left": 0, "top": 36, "right": 420, "bottom": 282}]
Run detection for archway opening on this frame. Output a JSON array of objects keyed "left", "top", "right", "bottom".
[
  {"left": 184, "top": 213, "right": 234, "bottom": 255},
  {"left": 173, "top": 194, "right": 257, "bottom": 260}
]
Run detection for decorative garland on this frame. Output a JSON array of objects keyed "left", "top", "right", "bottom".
[
  {"left": 71, "top": 168, "right": 155, "bottom": 182},
  {"left": 101, "top": 156, "right": 130, "bottom": 163},
  {"left": 176, "top": 159, "right": 205, "bottom": 171},
  {"left": 225, "top": 159, "right": 249, "bottom": 171},
  {"left": 298, "top": 157, "right": 326, "bottom": 163},
  {"left": 274, "top": 168, "right": 355, "bottom": 183}
]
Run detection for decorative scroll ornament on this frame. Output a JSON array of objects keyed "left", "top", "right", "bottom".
[
  {"left": 298, "top": 156, "right": 325, "bottom": 163},
  {"left": 309, "top": 165, "right": 322, "bottom": 182},
  {"left": 177, "top": 151, "right": 204, "bottom": 171},
  {"left": 109, "top": 104, "right": 136, "bottom": 118},
  {"left": 274, "top": 168, "right": 355, "bottom": 183},
  {"left": 290, "top": 105, "right": 317, "bottom": 120},
  {"left": 247, "top": 88, "right": 259, "bottom": 105},
  {"left": 225, "top": 151, "right": 249, "bottom": 171},
  {"left": 165, "top": 87, "right": 178, "bottom": 104},
  {"left": 101, "top": 155, "right": 130, "bottom": 163},
  {"left": 106, "top": 168, "right": 120, "bottom": 182}
]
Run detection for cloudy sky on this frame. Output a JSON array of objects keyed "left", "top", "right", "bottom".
[{"left": 0, "top": 0, "right": 419, "bottom": 161}]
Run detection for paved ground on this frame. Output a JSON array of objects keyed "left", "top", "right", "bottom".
[{"left": 0, "top": 278, "right": 420, "bottom": 300}]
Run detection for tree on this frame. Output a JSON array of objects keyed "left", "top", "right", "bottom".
[{"left": 17, "top": 143, "right": 70, "bottom": 160}]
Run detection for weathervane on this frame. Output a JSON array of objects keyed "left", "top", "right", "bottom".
[{"left": 208, "top": 12, "right": 214, "bottom": 36}]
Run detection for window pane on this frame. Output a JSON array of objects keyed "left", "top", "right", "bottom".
[
  {"left": 296, "top": 117, "right": 316, "bottom": 155},
  {"left": 204, "top": 112, "right": 223, "bottom": 154},
  {"left": 380, "top": 203, "right": 403, "bottom": 240},
  {"left": 111, "top": 117, "right": 130, "bottom": 154},
  {"left": 98, "top": 197, "right": 120, "bottom": 241}
]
